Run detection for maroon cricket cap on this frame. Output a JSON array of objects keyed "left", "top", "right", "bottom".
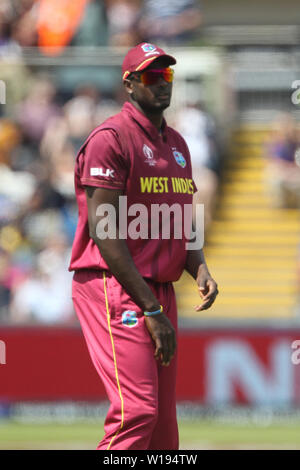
[{"left": 122, "top": 43, "right": 176, "bottom": 80}]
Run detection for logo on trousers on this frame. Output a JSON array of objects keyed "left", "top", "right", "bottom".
[{"left": 122, "top": 311, "right": 138, "bottom": 328}]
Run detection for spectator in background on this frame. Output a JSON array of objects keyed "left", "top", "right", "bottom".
[
  {"left": 265, "top": 113, "right": 300, "bottom": 209},
  {"left": 37, "top": 0, "right": 108, "bottom": 54},
  {"left": 63, "top": 84, "right": 100, "bottom": 150},
  {"left": 16, "top": 76, "right": 61, "bottom": 144},
  {"left": 0, "top": 0, "right": 37, "bottom": 53},
  {"left": 0, "top": 233, "right": 32, "bottom": 323},
  {"left": 0, "top": 119, "right": 36, "bottom": 221},
  {"left": 71, "top": 0, "right": 108, "bottom": 47},
  {"left": 105, "top": 0, "right": 141, "bottom": 46},
  {"left": 0, "top": 7, "right": 32, "bottom": 112},
  {"left": 11, "top": 75, "right": 61, "bottom": 179},
  {"left": 10, "top": 235, "right": 75, "bottom": 324},
  {"left": 138, "top": 0, "right": 202, "bottom": 46},
  {"left": 40, "top": 84, "right": 101, "bottom": 201},
  {"left": 174, "top": 102, "right": 220, "bottom": 231},
  {"left": 40, "top": 83, "right": 120, "bottom": 176},
  {"left": 11, "top": 0, "right": 38, "bottom": 47},
  {"left": 0, "top": 249, "right": 11, "bottom": 321},
  {"left": 0, "top": 1, "right": 15, "bottom": 51},
  {"left": 1, "top": 0, "right": 109, "bottom": 53}
]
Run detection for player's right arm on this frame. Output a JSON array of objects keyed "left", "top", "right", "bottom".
[{"left": 85, "top": 185, "right": 176, "bottom": 367}]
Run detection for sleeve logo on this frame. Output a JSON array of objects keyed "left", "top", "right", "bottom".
[
  {"left": 172, "top": 149, "right": 186, "bottom": 168},
  {"left": 90, "top": 168, "right": 115, "bottom": 178}
]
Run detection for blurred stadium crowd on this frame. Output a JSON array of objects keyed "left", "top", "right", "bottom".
[
  {"left": 0, "top": 0, "right": 224, "bottom": 324},
  {"left": 0, "top": 0, "right": 202, "bottom": 51},
  {"left": 265, "top": 113, "right": 300, "bottom": 209},
  {"left": 2, "top": 1, "right": 299, "bottom": 324}
]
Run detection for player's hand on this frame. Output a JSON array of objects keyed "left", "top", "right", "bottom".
[
  {"left": 144, "top": 313, "right": 176, "bottom": 367},
  {"left": 195, "top": 265, "right": 218, "bottom": 311}
]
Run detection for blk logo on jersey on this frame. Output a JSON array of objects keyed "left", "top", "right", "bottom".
[
  {"left": 172, "top": 149, "right": 186, "bottom": 168},
  {"left": 143, "top": 144, "right": 156, "bottom": 166},
  {"left": 90, "top": 168, "right": 115, "bottom": 178},
  {"left": 122, "top": 310, "right": 138, "bottom": 328}
]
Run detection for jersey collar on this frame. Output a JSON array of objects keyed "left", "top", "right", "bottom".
[{"left": 122, "top": 102, "right": 167, "bottom": 141}]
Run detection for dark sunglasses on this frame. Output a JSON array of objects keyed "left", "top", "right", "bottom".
[{"left": 132, "top": 67, "right": 174, "bottom": 86}]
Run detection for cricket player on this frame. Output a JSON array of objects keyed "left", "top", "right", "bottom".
[{"left": 69, "top": 43, "right": 218, "bottom": 450}]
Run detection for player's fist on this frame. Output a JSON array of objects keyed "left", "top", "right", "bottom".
[
  {"left": 196, "top": 265, "right": 218, "bottom": 311},
  {"left": 144, "top": 314, "right": 176, "bottom": 366}
]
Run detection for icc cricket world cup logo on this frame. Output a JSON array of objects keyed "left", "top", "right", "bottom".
[{"left": 143, "top": 144, "right": 157, "bottom": 166}]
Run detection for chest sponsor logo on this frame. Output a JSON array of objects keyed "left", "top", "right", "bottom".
[
  {"left": 141, "top": 43, "right": 160, "bottom": 57},
  {"left": 173, "top": 148, "right": 186, "bottom": 168},
  {"left": 143, "top": 144, "right": 157, "bottom": 166},
  {"left": 122, "top": 310, "right": 138, "bottom": 328},
  {"left": 90, "top": 168, "right": 115, "bottom": 178}
]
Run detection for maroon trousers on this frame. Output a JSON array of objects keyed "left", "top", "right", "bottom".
[{"left": 72, "top": 269, "right": 179, "bottom": 450}]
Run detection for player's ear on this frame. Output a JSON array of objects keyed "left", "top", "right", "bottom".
[{"left": 123, "top": 78, "right": 133, "bottom": 96}]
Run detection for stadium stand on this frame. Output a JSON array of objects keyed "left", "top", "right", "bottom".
[{"left": 175, "top": 126, "right": 300, "bottom": 320}]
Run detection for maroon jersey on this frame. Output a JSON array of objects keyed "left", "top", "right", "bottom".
[{"left": 69, "top": 102, "right": 196, "bottom": 282}]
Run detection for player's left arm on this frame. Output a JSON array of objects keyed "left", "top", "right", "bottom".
[
  {"left": 184, "top": 249, "right": 218, "bottom": 311},
  {"left": 182, "top": 136, "right": 218, "bottom": 310}
]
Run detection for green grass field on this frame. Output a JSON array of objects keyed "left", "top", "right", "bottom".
[{"left": 0, "top": 419, "right": 300, "bottom": 450}]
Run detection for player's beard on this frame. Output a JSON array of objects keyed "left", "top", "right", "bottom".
[
  {"left": 134, "top": 95, "right": 171, "bottom": 114},
  {"left": 145, "top": 102, "right": 170, "bottom": 113}
]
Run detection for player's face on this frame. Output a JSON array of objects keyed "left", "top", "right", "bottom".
[{"left": 125, "top": 58, "right": 173, "bottom": 114}]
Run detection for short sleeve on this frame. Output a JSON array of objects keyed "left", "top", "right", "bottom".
[
  {"left": 177, "top": 131, "right": 198, "bottom": 192},
  {"left": 80, "top": 129, "right": 129, "bottom": 190},
  {"left": 192, "top": 178, "right": 198, "bottom": 193}
]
